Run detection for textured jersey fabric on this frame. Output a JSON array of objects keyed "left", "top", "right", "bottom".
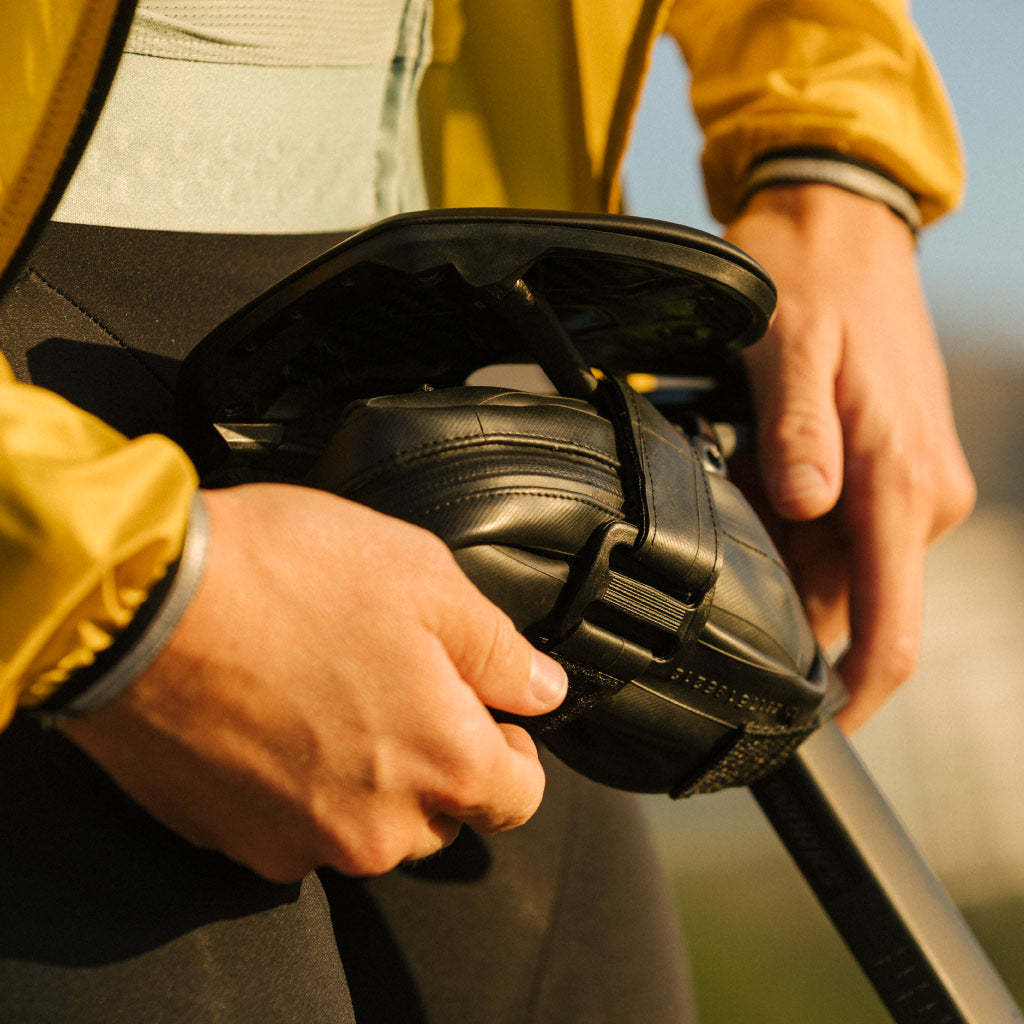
[{"left": 52, "top": 0, "right": 433, "bottom": 233}]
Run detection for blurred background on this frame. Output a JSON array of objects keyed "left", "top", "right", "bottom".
[{"left": 622, "top": 3, "right": 1024, "bottom": 1020}]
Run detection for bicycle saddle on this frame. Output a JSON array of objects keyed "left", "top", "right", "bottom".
[{"left": 177, "top": 208, "right": 835, "bottom": 797}]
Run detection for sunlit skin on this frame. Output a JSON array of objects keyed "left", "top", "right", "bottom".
[
  {"left": 725, "top": 184, "right": 976, "bottom": 732},
  {"left": 62, "top": 484, "right": 568, "bottom": 882}
]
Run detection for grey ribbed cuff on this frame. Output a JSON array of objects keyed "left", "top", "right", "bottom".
[
  {"left": 40, "top": 492, "right": 210, "bottom": 725},
  {"left": 740, "top": 154, "right": 922, "bottom": 233}
]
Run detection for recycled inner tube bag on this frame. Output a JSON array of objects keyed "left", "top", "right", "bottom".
[{"left": 176, "top": 209, "right": 835, "bottom": 798}]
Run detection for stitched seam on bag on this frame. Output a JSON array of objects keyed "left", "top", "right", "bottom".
[
  {"left": 639, "top": 416, "right": 705, "bottom": 468},
  {"left": 695, "top": 445, "right": 720, "bottom": 593},
  {"left": 25, "top": 267, "right": 175, "bottom": 396},
  {"left": 415, "top": 488, "right": 622, "bottom": 521},
  {"left": 333, "top": 435, "right": 619, "bottom": 492},
  {"left": 352, "top": 428, "right": 619, "bottom": 465},
  {"left": 719, "top": 526, "right": 788, "bottom": 570},
  {"left": 710, "top": 605, "right": 796, "bottom": 668},
  {"left": 359, "top": 465, "right": 623, "bottom": 501}
]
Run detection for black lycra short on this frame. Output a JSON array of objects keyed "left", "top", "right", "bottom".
[{"left": 0, "top": 222, "right": 696, "bottom": 1024}]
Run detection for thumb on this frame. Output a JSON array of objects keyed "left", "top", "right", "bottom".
[
  {"left": 744, "top": 321, "right": 844, "bottom": 521},
  {"left": 439, "top": 580, "right": 568, "bottom": 717}
]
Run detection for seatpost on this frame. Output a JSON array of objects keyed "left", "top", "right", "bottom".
[
  {"left": 751, "top": 721, "right": 1023, "bottom": 1023},
  {"left": 482, "top": 277, "right": 601, "bottom": 401}
]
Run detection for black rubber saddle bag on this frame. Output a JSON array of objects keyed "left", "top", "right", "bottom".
[{"left": 176, "top": 209, "right": 835, "bottom": 798}]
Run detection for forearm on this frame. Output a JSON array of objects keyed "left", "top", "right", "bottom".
[{"left": 666, "top": 0, "right": 963, "bottom": 226}]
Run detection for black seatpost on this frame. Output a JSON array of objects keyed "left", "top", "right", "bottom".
[{"left": 751, "top": 721, "right": 1023, "bottom": 1023}]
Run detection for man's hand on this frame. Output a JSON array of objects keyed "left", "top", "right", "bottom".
[
  {"left": 725, "top": 185, "right": 976, "bottom": 731},
  {"left": 60, "top": 483, "right": 568, "bottom": 882}
]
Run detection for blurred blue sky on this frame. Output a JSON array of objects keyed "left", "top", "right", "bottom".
[{"left": 623, "top": 1, "right": 1024, "bottom": 362}]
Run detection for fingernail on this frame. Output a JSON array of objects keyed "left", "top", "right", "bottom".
[
  {"left": 529, "top": 649, "right": 568, "bottom": 707},
  {"left": 774, "top": 462, "right": 831, "bottom": 510}
]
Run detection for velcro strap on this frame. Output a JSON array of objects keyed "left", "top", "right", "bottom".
[
  {"left": 672, "top": 717, "right": 822, "bottom": 798},
  {"left": 599, "top": 375, "right": 721, "bottom": 600}
]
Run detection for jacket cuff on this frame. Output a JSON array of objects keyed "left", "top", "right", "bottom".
[
  {"left": 29, "top": 492, "right": 209, "bottom": 726},
  {"left": 738, "top": 149, "right": 922, "bottom": 234}
]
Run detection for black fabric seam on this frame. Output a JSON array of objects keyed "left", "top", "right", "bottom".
[
  {"left": 25, "top": 266, "right": 175, "bottom": 397},
  {"left": 521, "top": 767, "right": 585, "bottom": 1023}
]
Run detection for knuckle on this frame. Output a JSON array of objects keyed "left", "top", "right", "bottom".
[
  {"left": 434, "top": 817, "right": 464, "bottom": 850},
  {"left": 768, "top": 406, "right": 836, "bottom": 456},
  {"left": 443, "top": 743, "right": 544, "bottom": 834},
  {"left": 940, "top": 464, "right": 978, "bottom": 532},
  {"left": 414, "top": 527, "right": 462, "bottom": 576},
  {"left": 493, "top": 787, "right": 543, "bottom": 833},
  {"left": 436, "top": 743, "right": 491, "bottom": 812},
  {"left": 475, "top": 613, "right": 520, "bottom": 679},
  {"left": 875, "top": 432, "right": 977, "bottom": 540},
  {"left": 324, "top": 825, "right": 403, "bottom": 878},
  {"left": 342, "top": 850, "right": 397, "bottom": 878},
  {"left": 884, "top": 630, "right": 921, "bottom": 686},
  {"left": 431, "top": 728, "right": 517, "bottom": 821},
  {"left": 464, "top": 780, "right": 542, "bottom": 836},
  {"left": 305, "top": 801, "right": 390, "bottom": 877}
]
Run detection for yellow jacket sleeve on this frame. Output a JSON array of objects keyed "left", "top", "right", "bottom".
[
  {"left": 0, "top": 356, "right": 197, "bottom": 728},
  {"left": 0, "top": 0, "right": 130, "bottom": 293},
  {"left": 666, "top": 0, "right": 963, "bottom": 225}
]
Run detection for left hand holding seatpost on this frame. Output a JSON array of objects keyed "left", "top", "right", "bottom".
[{"left": 724, "top": 184, "right": 976, "bottom": 731}]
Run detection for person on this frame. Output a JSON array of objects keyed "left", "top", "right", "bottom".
[{"left": 0, "top": 1, "right": 975, "bottom": 1021}]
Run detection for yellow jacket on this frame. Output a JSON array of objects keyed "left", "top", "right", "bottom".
[{"left": 0, "top": 0, "right": 962, "bottom": 723}]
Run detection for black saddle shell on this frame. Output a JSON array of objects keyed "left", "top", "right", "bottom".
[{"left": 177, "top": 209, "right": 831, "bottom": 797}]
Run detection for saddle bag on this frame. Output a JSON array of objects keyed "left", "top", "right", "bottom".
[{"left": 177, "top": 209, "right": 834, "bottom": 797}]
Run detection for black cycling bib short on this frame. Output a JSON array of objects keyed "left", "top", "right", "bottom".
[{"left": 0, "top": 2, "right": 695, "bottom": 1021}]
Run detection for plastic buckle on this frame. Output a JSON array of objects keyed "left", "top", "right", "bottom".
[{"left": 552, "top": 519, "right": 700, "bottom": 681}]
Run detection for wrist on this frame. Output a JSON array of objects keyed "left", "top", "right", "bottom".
[
  {"left": 738, "top": 149, "right": 921, "bottom": 237},
  {"left": 28, "top": 492, "right": 210, "bottom": 726},
  {"left": 730, "top": 181, "right": 920, "bottom": 260}
]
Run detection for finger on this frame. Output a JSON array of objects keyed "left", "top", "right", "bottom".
[
  {"left": 744, "top": 318, "right": 844, "bottom": 522},
  {"left": 333, "top": 815, "right": 464, "bottom": 877},
  {"left": 438, "top": 582, "right": 568, "bottom": 716},
  {"left": 798, "top": 564, "right": 851, "bottom": 658},
  {"left": 930, "top": 439, "right": 977, "bottom": 542},
  {"left": 441, "top": 722, "right": 546, "bottom": 836},
  {"left": 402, "top": 814, "right": 463, "bottom": 864},
  {"left": 779, "top": 516, "right": 852, "bottom": 653},
  {"left": 834, "top": 491, "right": 927, "bottom": 733}
]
